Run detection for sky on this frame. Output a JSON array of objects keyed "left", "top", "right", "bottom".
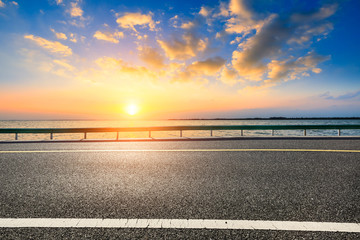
[{"left": 0, "top": 0, "right": 359, "bottom": 119}]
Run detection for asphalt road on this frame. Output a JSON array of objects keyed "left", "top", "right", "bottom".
[{"left": 0, "top": 139, "right": 359, "bottom": 239}]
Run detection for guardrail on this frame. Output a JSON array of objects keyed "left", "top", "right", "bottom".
[{"left": 1, "top": 125, "right": 360, "bottom": 140}]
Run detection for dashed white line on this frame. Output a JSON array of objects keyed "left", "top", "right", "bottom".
[{"left": 0, "top": 218, "right": 359, "bottom": 232}]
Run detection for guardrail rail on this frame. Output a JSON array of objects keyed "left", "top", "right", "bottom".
[{"left": 1, "top": 125, "right": 360, "bottom": 141}]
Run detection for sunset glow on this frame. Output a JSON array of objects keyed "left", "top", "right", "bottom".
[{"left": 0, "top": 0, "right": 359, "bottom": 119}]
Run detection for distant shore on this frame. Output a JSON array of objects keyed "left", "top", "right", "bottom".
[{"left": 168, "top": 117, "right": 360, "bottom": 120}]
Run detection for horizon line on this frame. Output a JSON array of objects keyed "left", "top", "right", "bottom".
[{"left": 1, "top": 117, "right": 360, "bottom": 121}]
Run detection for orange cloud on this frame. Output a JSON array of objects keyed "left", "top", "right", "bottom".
[
  {"left": 24, "top": 34, "right": 72, "bottom": 56},
  {"left": 138, "top": 46, "right": 166, "bottom": 69},
  {"left": 231, "top": 49, "right": 267, "bottom": 81},
  {"left": 199, "top": 6, "right": 212, "bottom": 17},
  {"left": 51, "top": 28, "right": 67, "bottom": 40},
  {"left": 53, "top": 59, "right": 75, "bottom": 72},
  {"left": 157, "top": 33, "right": 208, "bottom": 60},
  {"left": 219, "top": 66, "right": 242, "bottom": 86},
  {"left": 173, "top": 57, "right": 226, "bottom": 82},
  {"left": 229, "top": 0, "right": 253, "bottom": 19},
  {"left": 188, "top": 57, "right": 226, "bottom": 75},
  {"left": 116, "top": 12, "right": 155, "bottom": 32},
  {"left": 94, "top": 56, "right": 157, "bottom": 83},
  {"left": 180, "top": 21, "right": 196, "bottom": 29},
  {"left": 93, "top": 30, "right": 124, "bottom": 43},
  {"left": 266, "top": 52, "right": 330, "bottom": 83},
  {"left": 68, "top": 1, "right": 83, "bottom": 17}
]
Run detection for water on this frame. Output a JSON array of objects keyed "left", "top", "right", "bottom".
[{"left": 1, "top": 119, "right": 360, "bottom": 141}]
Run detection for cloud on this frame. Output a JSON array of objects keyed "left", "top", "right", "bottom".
[
  {"left": 225, "top": 0, "right": 260, "bottom": 34},
  {"left": 68, "top": 20, "right": 87, "bottom": 27},
  {"left": 53, "top": 59, "right": 75, "bottom": 71},
  {"left": 232, "top": 49, "right": 267, "bottom": 81},
  {"left": 266, "top": 51, "right": 330, "bottom": 83},
  {"left": 172, "top": 14, "right": 203, "bottom": 30},
  {"left": 297, "top": 51, "right": 330, "bottom": 68},
  {"left": 24, "top": 35, "right": 72, "bottom": 56},
  {"left": 188, "top": 57, "right": 226, "bottom": 75},
  {"left": 68, "top": 1, "right": 83, "bottom": 18},
  {"left": 285, "top": 4, "right": 337, "bottom": 45},
  {"left": 312, "top": 68, "right": 322, "bottom": 74},
  {"left": 321, "top": 90, "right": 360, "bottom": 100},
  {"left": 288, "top": 23, "right": 334, "bottom": 45},
  {"left": 116, "top": 12, "right": 155, "bottom": 32},
  {"left": 50, "top": 28, "right": 67, "bottom": 40},
  {"left": 18, "top": 48, "right": 76, "bottom": 79},
  {"left": 224, "top": 0, "right": 275, "bottom": 40},
  {"left": 226, "top": 3, "right": 336, "bottom": 84},
  {"left": 215, "top": 30, "right": 229, "bottom": 42},
  {"left": 173, "top": 57, "right": 226, "bottom": 82},
  {"left": 210, "top": 0, "right": 337, "bottom": 85},
  {"left": 93, "top": 30, "right": 124, "bottom": 43},
  {"left": 170, "top": 15, "right": 180, "bottom": 28},
  {"left": 136, "top": 34, "right": 148, "bottom": 40},
  {"left": 229, "top": 0, "right": 253, "bottom": 19},
  {"left": 266, "top": 59, "right": 297, "bottom": 82},
  {"left": 225, "top": 16, "right": 269, "bottom": 35},
  {"left": 180, "top": 21, "right": 196, "bottom": 30},
  {"left": 65, "top": 1, "right": 90, "bottom": 27},
  {"left": 230, "top": 36, "right": 242, "bottom": 45},
  {"left": 213, "top": 1, "right": 229, "bottom": 17},
  {"left": 69, "top": 33, "right": 77, "bottom": 42},
  {"left": 94, "top": 56, "right": 157, "bottom": 82},
  {"left": 157, "top": 33, "right": 208, "bottom": 60},
  {"left": 199, "top": 6, "right": 212, "bottom": 17},
  {"left": 291, "top": 4, "right": 338, "bottom": 23},
  {"left": 230, "top": 16, "right": 286, "bottom": 81},
  {"left": 138, "top": 46, "right": 166, "bottom": 69},
  {"left": 219, "top": 65, "right": 242, "bottom": 86},
  {"left": 56, "top": 0, "right": 63, "bottom": 5},
  {"left": 0, "top": 0, "right": 17, "bottom": 8}
]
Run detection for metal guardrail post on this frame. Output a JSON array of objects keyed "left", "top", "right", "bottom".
[
  {"left": 210, "top": 130, "right": 213, "bottom": 137},
  {"left": 304, "top": 129, "right": 307, "bottom": 136},
  {"left": 84, "top": 132, "right": 87, "bottom": 139},
  {"left": 15, "top": 133, "right": 18, "bottom": 140},
  {"left": 180, "top": 130, "right": 182, "bottom": 137},
  {"left": 272, "top": 130, "right": 274, "bottom": 136},
  {"left": 116, "top": 132, "right": 119, "bottom": 140},
  {"left": 149, "top": 131, "right": 151, "bottom": 138},
  {"left": 241, "top": 130, "right": 243, "bottom": 136},
  {"left": 50, "top": 133, "right": 53, "bottom": 140},
  {"left": 338, "top": 129, "right": 341, "bottom": 136}
]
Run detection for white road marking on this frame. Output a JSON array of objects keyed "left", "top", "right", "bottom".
[
  {"left": 0, "top": 218, "right": 359, "bottom": 232},
  {"left": 0, "top": 149, "right": 360, "bottom": 153}
]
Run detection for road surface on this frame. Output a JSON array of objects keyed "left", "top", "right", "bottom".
[{"left": 0, "top": 139, "right": 359, "bottom": 239}]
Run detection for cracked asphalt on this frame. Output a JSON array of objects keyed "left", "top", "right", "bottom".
[{"left": 0, "top": 139, "right": 359, "bottom": 239}]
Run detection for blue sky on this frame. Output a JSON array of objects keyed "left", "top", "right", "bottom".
[{"left": 0, "top": 0, "right": 359, "bottom": 119}]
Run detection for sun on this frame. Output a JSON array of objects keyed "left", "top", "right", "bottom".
[{"left": 125, "top": 104, "right": 139, "bottom": 116}]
